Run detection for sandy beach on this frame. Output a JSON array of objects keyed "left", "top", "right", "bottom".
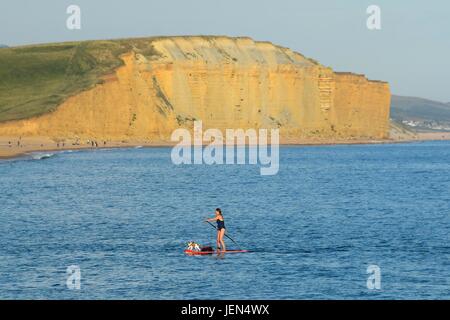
[
  {"left": 2, "top": 132, "right": 450, "bottom": 160},
  {"left": 0, "top": 136, "right": 175, "bottom": 160}
]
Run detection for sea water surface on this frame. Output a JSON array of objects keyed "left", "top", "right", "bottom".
[{"left": 0, "top": 142, "right": 449, "bottom": 299}]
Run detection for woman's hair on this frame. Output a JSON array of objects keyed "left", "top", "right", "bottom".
[{"left": 216, "top": 208, "right": 222, "bottom": 215}]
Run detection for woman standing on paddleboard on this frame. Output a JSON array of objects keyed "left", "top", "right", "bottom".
[{"left": 206, "top": 208, "right": 226, "bottom": 252}]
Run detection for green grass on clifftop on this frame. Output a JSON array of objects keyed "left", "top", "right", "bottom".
[{"left": 0, "top": 39, "right": 161, "bottom": 122}]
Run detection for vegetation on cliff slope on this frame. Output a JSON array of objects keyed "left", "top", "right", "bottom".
[{"left": 0, "top": 38, "right": 160, "bottom": 122}]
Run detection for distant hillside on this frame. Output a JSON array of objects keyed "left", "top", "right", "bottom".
[
  {"left": 390, "top": 95, "right": 450, "bottom": 132},
  {"left": 0, "top": 44, "right": 8, "bottom": 48}
]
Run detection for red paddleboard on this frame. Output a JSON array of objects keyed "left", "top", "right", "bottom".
[{"left": 184, "top": 249, "right": 248, "bottom": 255}]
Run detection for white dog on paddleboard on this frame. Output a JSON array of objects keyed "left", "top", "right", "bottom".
[{"left": 187, "top": 241, "right": 202, "bottom": 251}]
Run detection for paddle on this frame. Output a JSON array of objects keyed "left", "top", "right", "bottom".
[{"left": 205, "top": 220, "right": 243, "bottom": 249}]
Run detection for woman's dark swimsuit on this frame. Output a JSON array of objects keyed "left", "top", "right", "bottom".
[{"left": 217, "top": 219, "right": 225, "bottom": 231}]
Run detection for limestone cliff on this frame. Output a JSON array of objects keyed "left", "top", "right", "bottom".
[{"left": 0, "top": 36, "right": 390, "bottom": 141}]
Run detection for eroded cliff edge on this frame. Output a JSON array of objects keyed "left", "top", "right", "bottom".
[{"left": 0, "top": 36, "right": 390, "bottom": 142}]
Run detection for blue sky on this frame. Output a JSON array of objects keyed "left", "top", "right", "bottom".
[{"left": 1, "top": 0, "right": 449, "bottom": 101}]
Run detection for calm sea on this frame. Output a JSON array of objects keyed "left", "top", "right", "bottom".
[{"left": 0, "top": 142, "right": 449, "bottom": 299}]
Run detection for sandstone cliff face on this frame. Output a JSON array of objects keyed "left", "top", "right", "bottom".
[
  {"left": 334, "top": 73, "right": 391, "bottom": 138},
  {"left": 0, "top": 36, "right": 390, "bottom": 141}
]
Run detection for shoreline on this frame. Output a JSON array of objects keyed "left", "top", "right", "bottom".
[
  {"left": 2, "top": 132, "right": 450, "bottom": 161},
  {"left": 0, "top": 138, "right": 175, "bottom": 160}
]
